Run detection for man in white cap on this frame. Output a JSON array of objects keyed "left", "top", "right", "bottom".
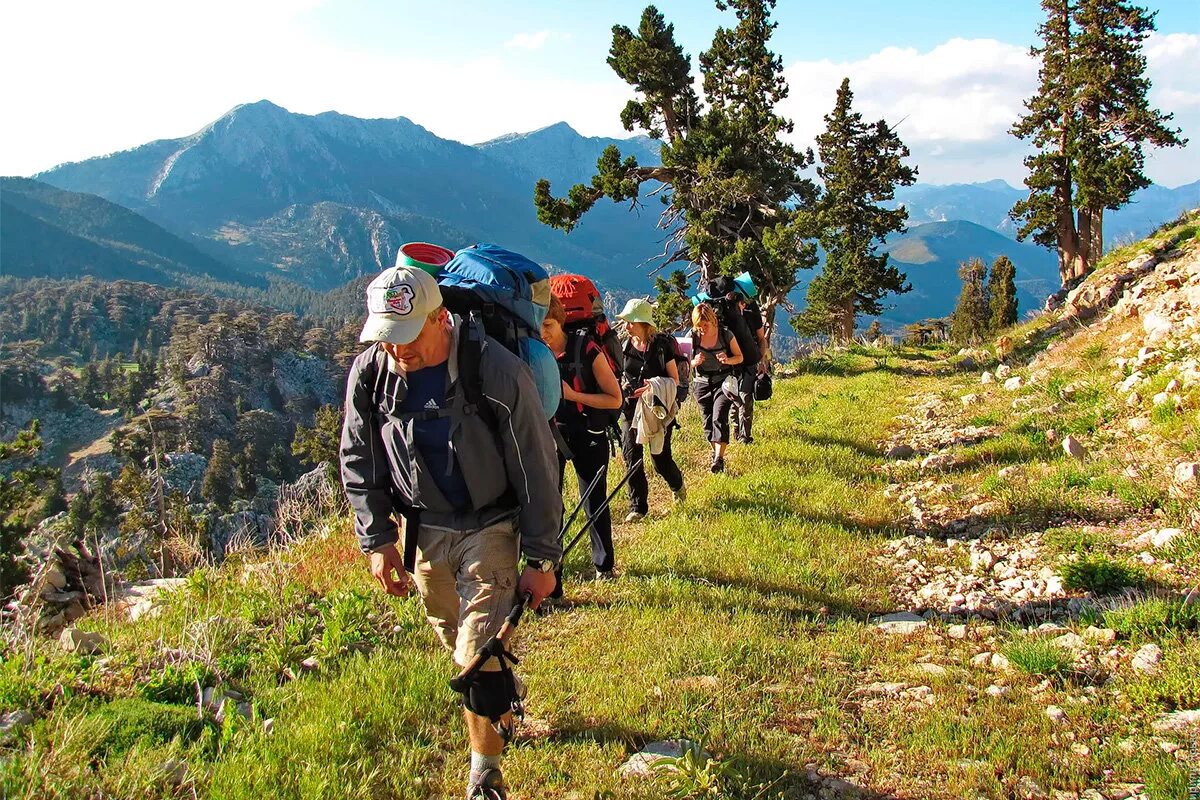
[{"left": 339, "top": 263, "right": 562, "bottom": 800}]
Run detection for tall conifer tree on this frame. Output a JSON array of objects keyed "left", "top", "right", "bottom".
[
  {"left": 534, "top": 1, "right": 819, "bottom": 346},
  {"left": 987, "top": 256, "right": 1019, "bottom": 331},
  {"left": 201, "top": 439, "right": 234, "bottom": 510},
  {"left": 1011, "top": 0, "right": 1184, "bottom": 285},
  {"left": 792, "top": 78, "right": 916, "bottom": 342},
  {"left": 951, "top": 258, "right": 991, "bottom": 345}
]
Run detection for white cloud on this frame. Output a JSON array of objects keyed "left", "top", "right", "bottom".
[
  {"left": 505, "top": 30, "right": 553, "bottom": 50},
  {"left": 0, "top": 4, "right": 1193, "bottom": 187},
  {"left": 778, "top": 34, "right": 1197, "bottom": 185},
  {"left": 0, "top": 4, "right": 626, "bottom": 175}
]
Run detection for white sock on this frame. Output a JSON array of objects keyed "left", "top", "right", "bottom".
[{"left": 470, "top": 750, "right": 501, "bottom": 782}]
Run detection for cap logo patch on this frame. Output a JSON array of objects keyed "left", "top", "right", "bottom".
[{"left": 384, "top": 284, "right": 416, "bottom": 315}]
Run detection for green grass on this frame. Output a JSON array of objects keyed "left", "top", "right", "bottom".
[
  {"left": 3, "top": 345, "right": 1196, "bottom": 800},
  {"left": 1002, "top": 639, "right": 1075, "bottom": 679},
  {"left": 1104, "top": 596, "right": 1200, "bottom": 637}
]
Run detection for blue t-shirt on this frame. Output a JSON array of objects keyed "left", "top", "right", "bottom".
[{"left": 399, "top": 361, "right": 471, "bottom": 510}]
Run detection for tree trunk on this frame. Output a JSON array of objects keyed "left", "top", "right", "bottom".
[
  {"left": 1056, "top": 189, "right": 1083, "bottom": 285},
  {"left": 1077, "top": 207, "right": 1093, "bottom": 277},
  {"left": 831, "top": 297, "right": 856, "bottom": 345},
  {"left": 1088, "top": 206, "right": 1104, "bottom": 268}
]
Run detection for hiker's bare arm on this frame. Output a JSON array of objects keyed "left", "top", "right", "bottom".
[
  {"left": 717, "top": 337, "right": 743, "bottom": 366},
  {"left": 564, "top": 353, "right": 622, "bottom": 410}
]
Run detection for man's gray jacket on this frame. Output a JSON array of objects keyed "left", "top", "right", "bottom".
[{"left": 339, "top": 332, "right": 563, "bottom": 563}]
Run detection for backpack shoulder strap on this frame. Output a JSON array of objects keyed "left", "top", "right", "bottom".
[{"left": 456, "top": 312, "right": 499, "bottom": 431}]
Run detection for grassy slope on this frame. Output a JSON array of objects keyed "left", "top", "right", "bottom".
[{"left": 3, "top": 337, "right": 1196, "bottom": 798}]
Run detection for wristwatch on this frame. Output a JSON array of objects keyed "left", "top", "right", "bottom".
[{"left": 526, "top": 558, "right": 557, "bottom": 573}]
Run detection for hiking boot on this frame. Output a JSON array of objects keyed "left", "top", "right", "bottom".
[
  {"left": 594, "top": 570, "right": 616, "bottom": 582},
  {"left": 623, "top": 511, "right": 645, "bottom": 524},
  {"left": 672, "top": 486, "right": 687, "bottom": 504},
  {"left": 466, "top": 767, "right": 507, "bottom": 800},
  {"left": 738, "top": 435, "right": 755, "bottom": 445},
  {"left": 710, "top": 456, "right": 725, "bottom": 474}
]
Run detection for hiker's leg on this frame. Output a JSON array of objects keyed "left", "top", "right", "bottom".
[
  {"left": 411, "top": 524, "right": 459, "bottom": 653},
  {"left": 694, "top": 377, "right": 717, "bottom": 444},
  {"left": 550, "top": 450, "right": 568, "bottom": 599},
  {"left": 712, "top": 385, "right": 734, "bottom": 447},
  {"left": 650, "top": 424, "right": 685, "bottom": 492},
  {"left": 736, "top": 367, "right": 755, "bottom": 441},
  {"left": 573, "top": 431, "right": 613, "bottom": 572},
  {"left": 620, "top": 413, "right": 649, "bottom": 515},
  {"left": 453, "top": 520, "right": 521, "bottom": 773}
]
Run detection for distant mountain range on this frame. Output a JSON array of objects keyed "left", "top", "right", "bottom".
[
  {"left": 7, "top": 100, "right": 1197, "bottom": 330},
  {"left": 892, "top": 178, "right": 1200, "bottom": 246},
  {"left": 0, "top": 177, "right": 257, "bottom": 287}
]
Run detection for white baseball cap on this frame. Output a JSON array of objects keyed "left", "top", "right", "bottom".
[{"left": 358, "top": 265, "right": 443, "bottom": 345}]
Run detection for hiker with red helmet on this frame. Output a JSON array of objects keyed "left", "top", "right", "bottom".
[
  {"left": 541, "top": 290, "right": 623, "bottom": 581},
  {"left": 615, "top": 299, "right": 688, "bottom": 521}
]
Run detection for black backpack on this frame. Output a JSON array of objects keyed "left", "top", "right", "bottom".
[
  {"left": 562, "top": 327, "right": 623, "bottom": 433},
  {"left": 705, "top": 277, "right": 761, "bottom": 366}
]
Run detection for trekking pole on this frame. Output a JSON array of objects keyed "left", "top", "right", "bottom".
[
  {"left": 559, "top": 459, "right": 642, "bottom": 561},
  {"left": 449, "top": 459, "right": 643, "bottom": 693},
  {"left": 560, "top": 467, "right": 606, "bottom": 548}
]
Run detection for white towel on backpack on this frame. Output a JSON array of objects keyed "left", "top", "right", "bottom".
[{"left": 634, "top": 376, "right": 679, "bottom": 455}]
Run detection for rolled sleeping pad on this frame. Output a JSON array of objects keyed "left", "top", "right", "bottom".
[
  {"left": 519, "top": 337, "right": 563, "bottom": 419},
  {"left": 732, "top": 272, "right": 758, "bottom": 299},
  {"left": 398, "top": 242, "right": 455, "bottom": 276}
]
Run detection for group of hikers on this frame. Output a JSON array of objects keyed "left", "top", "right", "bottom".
[{"left": 338, "top": 242, "right": 771, "bottom": 799}]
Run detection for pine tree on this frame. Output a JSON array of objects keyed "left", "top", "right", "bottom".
[
  {"left": 951, "top": 258, "right": 991, "bottom": 344},
  {"left": 1, "top": 421, "right": 62, "bottom": 595},
  {"left": 201, "top": 439, "right": 234, "bottom": 510},
  {"left": 865, "top": 320, "right": 884, "bottom": 341},
  {"left": 235, "top": 444, "right": 258, "bottom": 499},
  {"left": 292, "top": 405, "right": 344, "bottom": 468},
  {"left": 792, "top": 78, "right": 916, "bottom": 342},
  {"left": 1010, "top": 0, "right": 1185, "bottom": 285},
  {"left": 534, "top": 0, "right": 820, "bottom": 347},
  {"left": 987, "top": 256, "right": 1019, "bottom": 331}
]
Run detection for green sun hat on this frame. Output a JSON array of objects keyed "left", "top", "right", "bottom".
[{"left": 616, "top": 298, "right": 655, "bottom": 325}]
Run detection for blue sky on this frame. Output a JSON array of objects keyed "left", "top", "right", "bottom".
[{"left": 2, "top": 0, "right": 1196, "bottom": 185}]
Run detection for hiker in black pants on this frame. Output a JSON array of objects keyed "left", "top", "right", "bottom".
[
  {"left": 615, "top": 299, "right": 686, "bottom": 523},
  {"left": 542, "top": 297, "right": 623, "bottom": 580},
  {"left": 731, "top": 296, "right": 768, "bottom": 444},
  {"left": 690, "top": 302, "right": 743, "bottom": 473}
]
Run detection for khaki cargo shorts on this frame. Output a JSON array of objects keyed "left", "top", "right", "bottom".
[{"left": 411, "top": 518, "right": 520, "bottom": 670}]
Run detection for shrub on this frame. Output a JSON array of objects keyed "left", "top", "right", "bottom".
[
  {"left": 1060, "top": 555, "right": 1147, "bottom": 595},
  {"left": 1003, "top": 639, "right": 1074, "bottom": 679},
  {"left": 87, "top": 698, "right": 210, "bottom": 758}
]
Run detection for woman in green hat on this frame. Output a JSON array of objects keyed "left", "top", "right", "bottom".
[{"left": 615, "top": 299, "right": 687, "bottom": 523}]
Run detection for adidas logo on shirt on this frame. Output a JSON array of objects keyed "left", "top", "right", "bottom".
[{"left": 425, "top": 398, "right": 439, "bottom": 410}]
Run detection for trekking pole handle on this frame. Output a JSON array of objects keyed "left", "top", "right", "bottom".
[{"left": 449, "top": 591, "right": 532, "bottom": 692}]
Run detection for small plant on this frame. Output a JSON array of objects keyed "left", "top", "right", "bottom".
[
  {"left": 1103, "top": 597, "right": 1200, "bottom": 636},
  {"left": 650, "top": 740, "right": 741, "bottom": 799},
  {"left": 1043, "top": 527, "right": 1107, "bottom": 556},
  {"left": 1060, "top": 554, "right": 1147, "bottom": 595},
  {"left": 315, "top": 589, "right": 378, "bottom": 661},
  {"left": 1002, "top": 639, "right": 1074, "bottom": 679}
]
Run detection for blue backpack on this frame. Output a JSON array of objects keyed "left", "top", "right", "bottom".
[{"left": 437, "top": 244, "right": 561, "bottom": 420}]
